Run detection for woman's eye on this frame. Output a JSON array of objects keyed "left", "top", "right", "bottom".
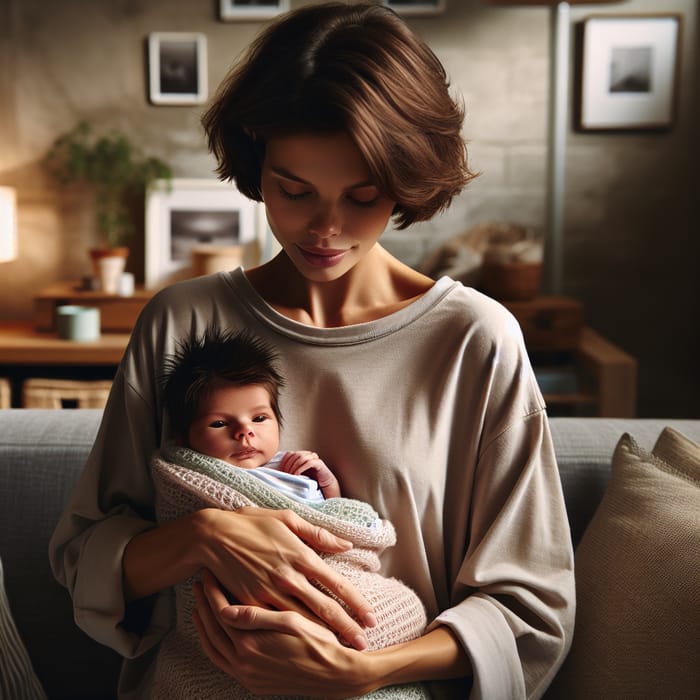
[
  {"left": 278, "top": 183, "right": 310, "bottom": 201},
  {"left": 347, "top": 187, "right": 380, "bottom": 208},
  {"left": 348, "top": 195, "right": 379, "bottom": 208}
]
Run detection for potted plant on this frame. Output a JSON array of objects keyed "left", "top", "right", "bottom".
[{"left": 44, "top": 121, "right": 172, "bottom": 291}]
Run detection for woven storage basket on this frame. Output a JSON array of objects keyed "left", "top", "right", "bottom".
[
  {"left": 22, "top": 378, "right": 112, "bottom": 409},
  {"left": 0, "top": 378, "right": 11, "bottom": 409}
]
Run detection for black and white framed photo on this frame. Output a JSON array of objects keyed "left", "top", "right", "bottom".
[
  {"left": 381, "top": 0, "right": 446, "bottom": 17},
  {"left": 578, "top": 15, "right": 681, "bottom": 131},
  {"left": 219, "top": 0, "right": 290, "bottom": 21},
  {"left": 148, "top": 32, "right": 207, "bottom": 105},
  {"left": 145, "top": 179, "right": 262, "bottom": 288}
]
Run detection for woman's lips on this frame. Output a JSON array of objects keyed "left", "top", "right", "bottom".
[{"left": 297, "top": 245, "right": 349, "bottom": 268}]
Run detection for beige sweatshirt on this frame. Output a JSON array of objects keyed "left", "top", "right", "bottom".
[{"left": 49, "top": 269, "right": 575, "bottom": 699}]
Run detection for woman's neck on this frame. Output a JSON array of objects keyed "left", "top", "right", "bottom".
[{"left": 246, "top": 245, "right": 434, "bottom": 328}]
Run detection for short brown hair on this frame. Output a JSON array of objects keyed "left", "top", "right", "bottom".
[{"left": 201, "top": 1, "right": 476, "bottom": 229}]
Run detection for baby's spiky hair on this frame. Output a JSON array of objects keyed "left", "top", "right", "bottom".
[{"left": 160, "top": 327, "right": 285, "bottom": 436}]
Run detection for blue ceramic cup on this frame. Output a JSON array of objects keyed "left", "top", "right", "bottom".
[{"left": 56, "top": 306, "right": 101, "bottom": 341}]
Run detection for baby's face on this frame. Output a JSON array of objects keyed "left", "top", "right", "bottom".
[{"left": 187, "top": 383, "right": 279, "bottom": 468}]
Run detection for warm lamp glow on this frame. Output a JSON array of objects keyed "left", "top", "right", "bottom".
[{"left": 0, "top": 187, "right": 18, "bottom": 262}]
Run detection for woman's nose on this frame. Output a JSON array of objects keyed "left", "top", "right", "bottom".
[{"left": 309, "top": 203, "right": 340, "bottom": 239}]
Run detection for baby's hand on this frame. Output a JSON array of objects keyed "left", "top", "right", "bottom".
[{"left": 277, "top": 451, "right": 341, "bottom": 498}]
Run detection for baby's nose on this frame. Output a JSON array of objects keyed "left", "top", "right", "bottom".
[{"left": 234, "top": 424, "right": 254, "bottom": 440}]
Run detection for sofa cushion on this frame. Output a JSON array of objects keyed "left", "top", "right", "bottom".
[
  {"left": 0, "top": 556, "right": 46, "bottom": 699},
  {"left": 548, "top": 428, "right": 700, "bottom": 698}
]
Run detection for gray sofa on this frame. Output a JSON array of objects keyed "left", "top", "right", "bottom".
[{"left": 1, "top": 408, "right": 699, "bottom": 699}]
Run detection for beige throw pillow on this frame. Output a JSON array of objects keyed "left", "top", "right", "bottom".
[{"left": 547, "top": 428, "right": 700, "bottom": 699}]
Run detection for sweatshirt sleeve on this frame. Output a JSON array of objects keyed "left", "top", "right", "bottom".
[
  {"left": 48, "top": 334, "right": 172, "bottom": 658},
  {"left": 429, "top": 401, "right": 575, "bottom": 699}
]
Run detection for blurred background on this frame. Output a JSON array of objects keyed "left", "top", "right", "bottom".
[{"left": 0, "top": 0, "right": 697, "bottom": 417}]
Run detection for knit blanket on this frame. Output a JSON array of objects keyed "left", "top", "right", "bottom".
[{"left": 150, "top": 446, "right": 429, "bottom": 700}]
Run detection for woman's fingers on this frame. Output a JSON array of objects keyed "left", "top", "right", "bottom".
[
  {"left": 195, "top": 571, "right": 367, "bottom": 698},
  {"left": 192, "top": 579, "right": 235, "bottom": 674},
  {"left": 270, "top": 566, "right": 371, "bottom": 650},
  {"left": 273, "top": 510, "right": 378, "bottom": 628},
  {"left": 203, "top": 508, "right": 375, "bottom": 647}
]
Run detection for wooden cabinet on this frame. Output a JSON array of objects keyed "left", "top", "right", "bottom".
[{"left": 503, "top": 296, "right": 637, "bottom": 417}]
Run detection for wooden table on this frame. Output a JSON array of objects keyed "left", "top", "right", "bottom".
[
  {"left": 0, "top": 322, "right": 131, "bottom": 408},
  {"left": 0, "top": 322, "right": 130, "bottom": 365}
]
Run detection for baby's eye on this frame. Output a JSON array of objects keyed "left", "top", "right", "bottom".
[
  {"left": 252, "top": 415, "right": 269, "bottom": 423},
  {"left": 209, "top": 420, "right": 227, "bottom": 428}
]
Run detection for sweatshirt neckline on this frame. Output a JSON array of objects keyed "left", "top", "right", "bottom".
[{"left": 223, "top": 267, "right": 457, "bottom": 346}]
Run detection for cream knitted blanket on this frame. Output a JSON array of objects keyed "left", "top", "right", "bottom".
[{"left": 150, "top": 446, "right": 429, "bottom": 700}]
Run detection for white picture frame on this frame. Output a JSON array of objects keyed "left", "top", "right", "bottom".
[
  {"left": 381, "top": 0, "right": 446, "bottom": 16},
  {"left": 148, "top": 32, "right": 208, "bottom": 106},
  {"left": 219, "top": 0, "right": 290, "bottom": 21},
  {"left": 145, "top": 179, "right": 262, "bottom": 289},
  {"left": 578, "top": 15, "right": 681, "bottom": 131}
]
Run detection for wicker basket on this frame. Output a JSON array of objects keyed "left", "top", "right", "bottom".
[
  {"left": 22, "top": 378, "right": 112, "bottom": 409},
  {"left": 0, "top": 378, "right": 11, "bottom": 409}
]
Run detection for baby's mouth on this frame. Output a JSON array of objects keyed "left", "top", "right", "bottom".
[{"left": 232, "top": 447, "right": 258, "bottom": 459}]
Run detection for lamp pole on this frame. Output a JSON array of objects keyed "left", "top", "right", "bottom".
[{"left": 546, "top": 1, "right": 570, "bottom": 295}]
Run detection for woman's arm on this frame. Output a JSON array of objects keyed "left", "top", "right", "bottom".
[
  {"left": 193, "top": 569, "right": 471, "bottom": 698},
  {"left": 123, "top": 506, "right": 377, "bottom": 650}
]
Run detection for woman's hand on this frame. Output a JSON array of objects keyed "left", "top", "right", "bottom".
[
  {"left": 197, "top": 506, "right": 376, "bottom": 650},
  {"left": 277, "top": 450, "right": 342, "bottom": 498},
  {"left": 193, "top": 569, "right": 373, "bottom": 699}
]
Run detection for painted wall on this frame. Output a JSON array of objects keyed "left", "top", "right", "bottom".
[{"left": 0, "top": 0, "right": 697, "bottom": 417}]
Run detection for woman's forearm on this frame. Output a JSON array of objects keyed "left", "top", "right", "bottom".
[
  {"left": 123, "top": 508, "right": 212, "bottom": 601},
  {"left": 361, "top": 626, "right": 471, "bottom": 692}
]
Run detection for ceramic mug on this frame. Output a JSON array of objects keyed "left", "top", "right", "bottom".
[{"left": 56, "top": 306, "right": 101, "bottom": 341}]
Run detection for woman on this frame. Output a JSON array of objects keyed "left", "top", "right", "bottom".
[{"left": 50, "top": 3, "right": 574, "bottom": 698}]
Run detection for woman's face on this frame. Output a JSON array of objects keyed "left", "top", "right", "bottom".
[
  {"left": 187, "top": 382, "right": 280, "bottom": 468},
  {"left": 261, "top": 132, "right": 396, "bottom": 282}
]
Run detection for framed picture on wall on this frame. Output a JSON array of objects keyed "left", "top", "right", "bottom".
[
  {"left": 381, "top": 0, "right": 446, "bottom": 16},
  {"left": 219, "top": 0, "right": 290, "bottom": 21},
  {"left": 145, "top": 179, "right": 261, "bottom": 288},
  {"left": 577, "top": 15, "right": 681, "bottom": 131},
  {"left": 148, "top": 32, "right": 207, "bottom": 105}
]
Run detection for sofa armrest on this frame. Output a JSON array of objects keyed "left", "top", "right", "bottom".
[{"left": 0, "top": 409, "right": 121, "bottom": 699}]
